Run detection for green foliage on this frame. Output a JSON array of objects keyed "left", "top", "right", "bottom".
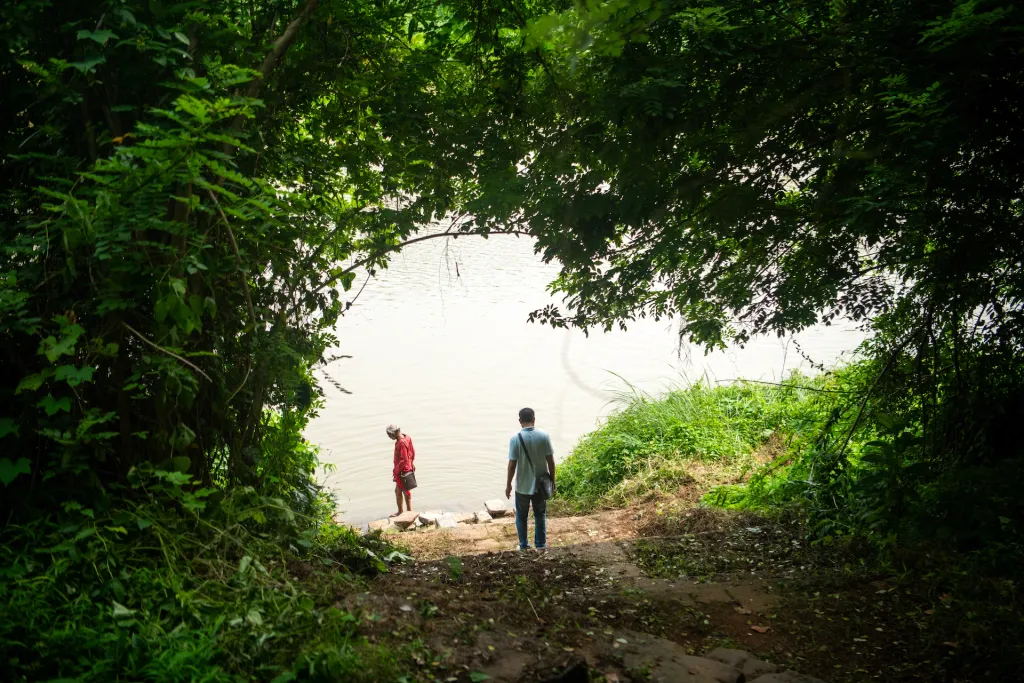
[
  {"left": 0, "top": 460, "right": 408, "bottom": 682},
  {"left": 557, "top": 376, "right": 822, "bottom": 507},
  {"left": 504, "top": 0, "right": 1024, "bottom": 358},
  {"left": 713, "top": 330, "right": 1024, "bottom": 553},
  {"left": 0, "top": 3, "right": 554, "bottom": 680}
]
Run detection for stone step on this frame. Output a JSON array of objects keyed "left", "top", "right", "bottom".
[
  {"left": 484, "top": 499, "right": 509, "bottom": 517},
  {"left": 474, "top": 510, "right": 493, "bottom": 524},
  {"left": 417, "top": 510, "right": 444, "bottom": 525},
  {"left": 391, "top": 510, "right": 419, "bottom": 529},
  {"left": 435, "top": 515, "right": 458, "bottom": 529},
  {"left": 705, "top": 648, "right": 779, "bottom": 679}
]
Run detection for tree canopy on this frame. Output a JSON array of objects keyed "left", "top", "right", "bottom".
[
  {"left": 2, "top": 0, "right": 1023, "bottom": 555},
  {"left": 0, "top": 0, "right": 547, "bottom": 501}
]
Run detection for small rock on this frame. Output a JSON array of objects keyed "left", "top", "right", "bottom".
[
  {"left": 485, "top": 499, "right": 508, "bottom": 517},
  {"left": 705, "top": 648, "right": 779, "bottom": 679},
  {"left": 749, "top": 673, "right": 828, "bottom": 683},
  {"left": 368, "top": 518, "right": 393, "bottom": 532},
  {"left": 435, "top": 515, "right": 458, "bottom": 529},
  {"left": 391, "top": 511, "right": 419, "bottom": 529},
  {"left": 678, "top": 655, "right": 741, "bottom": 683},
  {"left": 474, "top": 510, "right": 493, "bottom": 524},
  {"left": 417, "top": 510, "right": 443, "bottom": 524},
  {"left": 451, "top": 511, "right": 474, "bottom": 523}
]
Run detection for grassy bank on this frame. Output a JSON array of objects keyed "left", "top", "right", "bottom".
[
  {"left": 555, "top": 375, "right": 826, "bottom": 509},
  {"left": 556, "top": 363, "right": 1024, "bottom": 681},
  {"left": 0, "top": 469, "right": 411, "bottom": 683}
]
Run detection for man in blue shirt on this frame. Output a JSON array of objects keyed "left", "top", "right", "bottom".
[{"left": 505, "top": 407, "right": 556, "bottom": 550}]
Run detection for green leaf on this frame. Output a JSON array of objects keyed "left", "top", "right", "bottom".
[
  {"left": 0, "top": 418, "right": 19, "bottom": 439},
  {"left": 55, "top": 365, "right": 95, "bottom": 387},
  {"left": 136, "top": 518, "right": 153, "bottom": 530},
  {"left": 174, "top": 31, "right": 190, "bottom": 46},
  {"left": 470, "top": 674, "right": 492, "bottom": 682},
  {"left": 76, "top": 29, "right": 118, "bottom": 45},
  {"left": 159, "top": 471, "right": 191, "bottom": 486},
  {"left": 154, "top": 293, "right": 178, "bottom": 322},
  {"left": 40, "top": 324, "right": 85, "bottom": 362},
  {"left": 112, "top": 601, "right": 136, "bottom": 618},
  {"left": 37, "top": 395, "right": 72, "bottom": 416},
  {"left": 246, "top": 607, "right": 263, "bottom": 626},
  {"left": 170, "top": 455, "right": 191, "bottom": 472},
  {"left": 170, "top": 424, "right": 195, "bottom": 450},
  {"left": 67, "top": 55, "right": 106, "bottom": 74},
  {"left": 16, "top": 373, "right": 46, "bottom": 394},
  {"left": 0, "top": 458, "right": 31, "bottom": 486},
  {"left": 238, "top": 555, "right": 253, "bottom": 576}
]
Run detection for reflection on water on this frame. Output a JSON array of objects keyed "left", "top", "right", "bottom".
[{"left": 306, "top": 234, "right": 864, "bottom": 526}]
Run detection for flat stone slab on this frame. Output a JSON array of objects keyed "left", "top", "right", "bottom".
[
  {"left": 749, "top": 674, "right": 827, "bottom": 683},
  {"left": 417, "top": 510, "right": 443, "bottom": 524},
  {"left": 484, "top": 499, "right": 508, "bottom": 516},
  {"left": 705, "top": 648, "right": 778, "bottom": 679},
  {"left": 474, "top": 510, "right": 493, "bottom": 524},
  {"left": 391, "top": 511, "right": 419, "bottom": 529},
  {"left": 367, "top": 518, "right": 393, "bottom": 532},
  {"left": 451, "top": 511, "right": 474, "bottom": 523},
  {"left": 622, "top": 651, "right": 740, "bottom": 683},
  {"left": 435, "top": 515, "right": 458, "bottom": 529}
]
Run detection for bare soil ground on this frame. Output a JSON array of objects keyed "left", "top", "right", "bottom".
[{"left": 346, "top": 498, "right": 958, "bottom": 683}]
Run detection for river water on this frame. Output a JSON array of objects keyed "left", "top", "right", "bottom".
[{"left": 306, "top": 234, "right": 864, "bottom": 526}]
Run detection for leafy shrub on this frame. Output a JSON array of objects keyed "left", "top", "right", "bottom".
[
  {"left": 556, "top": 376, "right": 823, "bottom": 507},
  {"left": 0, "top": 465, "right": 407, "bottom": 683}
]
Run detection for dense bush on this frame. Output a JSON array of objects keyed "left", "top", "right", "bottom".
[{"left": 556, "top": 376, "right": 825, "bottom": 507}]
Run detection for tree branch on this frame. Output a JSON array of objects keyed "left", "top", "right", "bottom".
[
  {"left": 123, "top": 323, "right": 213, "bottom": 383},
  {"left": 246, "top": 0, "right": 319, "bottom": 98},
  {"left": 316, "top": 228, "right": 533, "bottom": 294}
]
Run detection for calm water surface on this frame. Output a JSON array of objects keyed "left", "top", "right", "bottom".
[{"left": 306, "top": 235, "right": 864, "bottom": 526}]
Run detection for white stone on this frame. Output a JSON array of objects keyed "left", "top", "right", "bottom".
[
  {"left": 705, "top": 648, "right": 778, "bottom": 679},
  {"left": 474, "top": 510, "right": 493, "bottom": 524},
  {"left": 435, "top": 515, "right": 458, "bottom": 529},
  {"left": 484, "top": 499, "right": 508, "bottom": 517},
  {"left": 417, "top": 510, "right": 443, "bottom": 524},
  {"left": 391, "top": 510, "right": 419, "bottom": 529},
  {"left": 451, "top": 511, "right": 474, "bottom": 524},
  {"left": 368, "top": 518, "right": 392, "bottom": 532}
]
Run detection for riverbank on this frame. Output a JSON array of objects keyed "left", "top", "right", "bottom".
[
  {"left": 357, "top": 371, "right": 1022, "bottom": 682},
  {"left": 354, "top": 496, "right": 964, "bottom": 683}
]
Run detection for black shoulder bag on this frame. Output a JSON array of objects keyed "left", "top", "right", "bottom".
[{"left": 517, "top": 433, "right": 555, "bottom": 500}]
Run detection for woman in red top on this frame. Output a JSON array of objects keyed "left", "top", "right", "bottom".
[{"left": 386, "top": 424, "right": 415, "bottom": 516}]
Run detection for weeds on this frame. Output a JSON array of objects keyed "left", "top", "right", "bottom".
[
  {"left": 0, "top": 469, "right": 408, "bottom": 682},
  {"left": 557, "top": 376, "right": 824, "bottom": 508}
]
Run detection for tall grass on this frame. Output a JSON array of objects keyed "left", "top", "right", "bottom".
[
  {"left": 0, "top": 469, "right": 409, "bottom": 683},
  {"left": 556, "top": 375, "right": 823, "bottom": 508}
]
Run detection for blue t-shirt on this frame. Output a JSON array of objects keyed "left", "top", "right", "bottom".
[{"left": 509, "top": 427, "right": 554, "bottom": 496}]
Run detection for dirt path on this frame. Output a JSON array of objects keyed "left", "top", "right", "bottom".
[{"left": 341, "top": 502, "right": 945, "bottom": 682}]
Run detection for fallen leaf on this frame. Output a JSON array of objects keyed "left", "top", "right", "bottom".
[
  {"left": 924, "top": 609, "right": 934, "bottom": 615},
  {"left": 751, "top": 625, "right": 770, "bottom": 633},
  {"left": 943, "top": 641, "right": 959, "bottom": 648},
  {"left": 733, "top": 605, "right": 752, "bottom": 615},
  {"left": 605, "top": 674, "right": 621, "bottom": 683}
]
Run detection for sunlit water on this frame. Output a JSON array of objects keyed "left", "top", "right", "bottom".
[{"left": 306, "top": 234, "right": 864, "bottom": 526}]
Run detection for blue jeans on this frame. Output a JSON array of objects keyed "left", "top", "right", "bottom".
[{"left": 514, "top": 491, "right": 547, "bottom": 549}]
